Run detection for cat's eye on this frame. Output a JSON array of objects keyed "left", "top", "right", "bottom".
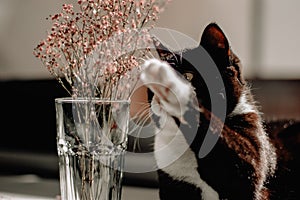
[{"left": 183, "top": 72, "right": 193, "bottom": 82}]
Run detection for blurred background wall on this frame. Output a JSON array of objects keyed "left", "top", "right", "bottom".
[{"left": 0, "top": 0, "right": 300, "bottom": 80}]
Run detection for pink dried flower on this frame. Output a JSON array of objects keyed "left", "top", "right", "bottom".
[{"left": 34, "top": 0, "right": 172, "bottom": 99}]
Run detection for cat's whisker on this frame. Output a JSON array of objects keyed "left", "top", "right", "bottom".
[
  {"left": 132, "top": 134, "right": 141, "bottom": 152},
  {"left": 131, "top": 101, "right": 151, "bottom": 116},
  {"left": 130, "top": 115, "right": 150, "bottom": 133},
  {"left": 130, "top": 102, "right": 151, "bottom": 131},
  {"left": 131, "top": 113, "right": 158, "bottom": 152}
]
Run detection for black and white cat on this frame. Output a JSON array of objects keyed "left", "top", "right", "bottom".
[{"left": 138, "top": 23, "right": 299, "bottom": 200}]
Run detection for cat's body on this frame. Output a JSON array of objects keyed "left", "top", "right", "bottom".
[{"left": 139, "top": 23, "right": 299, "bottom": 200}]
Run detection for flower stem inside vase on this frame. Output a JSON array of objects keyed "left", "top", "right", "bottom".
[{"left": 55, "top": 98, "right": 129, "bottom": 200}]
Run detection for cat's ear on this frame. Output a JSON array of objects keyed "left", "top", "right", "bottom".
[{"left": 200, "top": 23, "right": 231, "bottom": 69}]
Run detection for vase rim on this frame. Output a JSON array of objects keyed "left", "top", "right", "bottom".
[{"left": 55, "top": 97, "right": 130, "bottom": 104}]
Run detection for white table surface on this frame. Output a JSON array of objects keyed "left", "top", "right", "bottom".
[{"left": 0, "top": 175, "right": 159, "bottom": 200}]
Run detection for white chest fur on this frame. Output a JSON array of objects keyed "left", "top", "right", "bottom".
[{"left": 154, "top": 113, "right": 219, "bottom": 200}]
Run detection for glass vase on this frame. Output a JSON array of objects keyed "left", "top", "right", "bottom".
[{"left": 55, "top": 98, "right": 130, "bottom": 200}]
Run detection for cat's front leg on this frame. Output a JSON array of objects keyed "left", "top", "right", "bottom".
[{"left": 140, "top": 58, "right": 195, "bottom": 121}]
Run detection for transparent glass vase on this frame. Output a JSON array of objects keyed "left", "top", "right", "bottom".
[{"left": 55, "top": 98, "right": 130, "bottom": 200}]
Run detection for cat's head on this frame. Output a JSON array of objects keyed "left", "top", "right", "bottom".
[{"left": 155, "top": 23, "right": 245, "bottom": 114}]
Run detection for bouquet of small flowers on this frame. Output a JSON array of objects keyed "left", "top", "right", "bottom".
[{"left": 34, "top": 0, "right": 170, "bottom": 100}]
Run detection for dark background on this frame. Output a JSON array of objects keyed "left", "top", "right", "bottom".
[{"left": 0, "top": 79, "right": 299, "bottom": 187}]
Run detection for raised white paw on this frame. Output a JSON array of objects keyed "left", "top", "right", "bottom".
[{"left": 140, "top": 58, "right": 194, "bottom": 119}]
